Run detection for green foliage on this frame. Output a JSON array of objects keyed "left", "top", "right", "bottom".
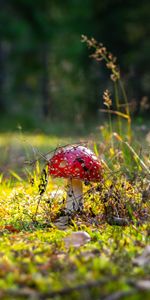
[{"left": 0, "top": 129, "right": 149, "bottom": 299}]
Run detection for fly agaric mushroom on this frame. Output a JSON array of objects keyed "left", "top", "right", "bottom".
[{"left": 48, "top": 145, "right": 103, "bottom": 211}]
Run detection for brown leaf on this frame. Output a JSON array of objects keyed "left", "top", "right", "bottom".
[
  {"left": 133, "top": 245, "right": 150, "bottom": 266},
  {"left": 4, "top": 225, "right": 20, "bottom": 233},
  {"left": 64, "top": 231, "right": 91, "bottom": 248}
]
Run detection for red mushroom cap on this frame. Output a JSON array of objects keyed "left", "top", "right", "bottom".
[{"left": 48, "top": 145, "right": 102, "bottom": 182}]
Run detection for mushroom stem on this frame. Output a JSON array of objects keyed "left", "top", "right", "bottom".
[{"left": 66, "top": 179, "right": 83, "bottom": 211}]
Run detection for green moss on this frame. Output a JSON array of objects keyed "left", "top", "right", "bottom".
[{"left": 0, "top": 132, "right": 149, "bottom": 299}]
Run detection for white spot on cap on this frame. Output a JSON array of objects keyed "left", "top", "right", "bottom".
[
  {"left": 75, "top": 168, "right": 80, "bottom": 172},
  {"left": 59, "top": 160, "right": 68, "bottom": 168}
]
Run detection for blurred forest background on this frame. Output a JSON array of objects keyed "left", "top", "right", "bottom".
[{"left": 0, "top": 0, "right": 150, "bottom": 134}]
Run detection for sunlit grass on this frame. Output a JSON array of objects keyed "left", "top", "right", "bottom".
[
  {"left": 0, "top": 132, "right": 73, "bottom": 148},
  {"left": 0, "top": 128, "right": 149, "bottom": 299}
]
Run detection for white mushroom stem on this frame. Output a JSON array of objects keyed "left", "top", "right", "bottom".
[{"left": 66, "top": 179, "right": 83, "bottom": 211}]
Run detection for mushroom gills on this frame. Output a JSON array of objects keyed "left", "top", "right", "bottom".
[{"left": 66, "top": 179, "right": 83, "bottom": 211}]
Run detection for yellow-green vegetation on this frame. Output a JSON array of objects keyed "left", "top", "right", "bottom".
[{"left": 0, "top": 131, "right": 149, "bottom": 300}]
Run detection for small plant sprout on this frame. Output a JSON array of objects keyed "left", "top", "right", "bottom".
[{"left": 48, "top": 145, "right": 103, "bottom": 211}]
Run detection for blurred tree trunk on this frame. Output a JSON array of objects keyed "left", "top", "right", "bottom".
[
  {"left": 41, "top": 43, "right": 52, "bottom": 119},
  {"left": 0, "top": 42, "right": 6, "bottom": 112}
]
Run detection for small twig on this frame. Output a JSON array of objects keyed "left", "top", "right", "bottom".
[
  {"left": 34, "top": 194, "right": 44, "bottom": 219},
  {"left": 124, "top": 142, "right": 150, "bottom": 174},
  {"left": 34, "top": 166, "right": 49, "bottom": 219},
  {"left": 24, "top": 142, "right": 88, "bottom": 166}
]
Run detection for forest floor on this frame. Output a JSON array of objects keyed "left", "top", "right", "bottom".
[{"left": 0, "top": 126, "right": 150, "bottom": 300}]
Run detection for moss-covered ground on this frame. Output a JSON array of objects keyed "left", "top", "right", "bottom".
[{"left": 0, "top": 132, "right": 149, "bottom": 300}]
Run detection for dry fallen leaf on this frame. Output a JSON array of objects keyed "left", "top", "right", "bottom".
[
  {"left": 133, "top": 245, "right": 150, "bottom": 266},
  {"left": 133, "top": 280, "right": 150, "bottom": 291},
  {"left": 64, "top": 231, "right": 91, "bottom": 248},
  {"left": 3, "top": 225, "right": 20, "bottom": 233}
]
